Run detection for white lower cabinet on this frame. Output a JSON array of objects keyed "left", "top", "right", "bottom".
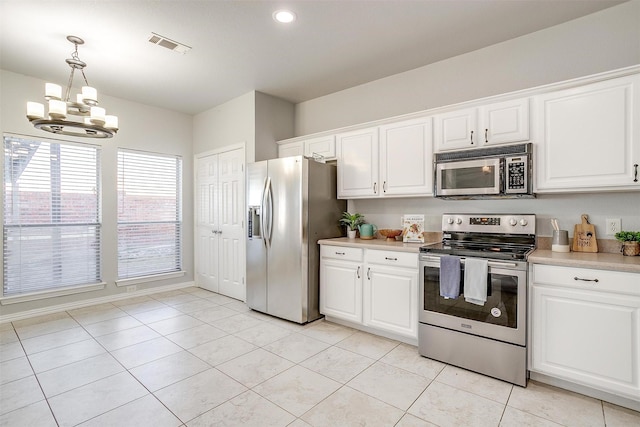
[
  {"left": 320, "top": 245, "right": 363, "bottom": 323},
  {"left": 364, "top": 251, "right": 418, "bottom": 339},
  {"left": 530, "top": 264, "right": 640, "bottom": 402},
  {"left": 320, "top": 245, "right": 418, "bottom": 340}
]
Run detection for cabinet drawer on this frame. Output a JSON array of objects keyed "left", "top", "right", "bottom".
[
  {"left": 321, "top": 245, "right": 363, "bottom": 262},
  {"left": 532, "top": 264, "right": 640, "bottom": 296},
  {"left": 366, "top": 250, "right": 417, "bottom": 268}
]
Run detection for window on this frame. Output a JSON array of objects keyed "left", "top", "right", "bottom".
[
  {"left": 3, "top": 135, "right": 101, "bottom": 297},
  {"left": 117, "top": 149, "right": 182, "bottom": 279}
]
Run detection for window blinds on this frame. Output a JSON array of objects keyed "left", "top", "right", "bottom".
[
  {"left": 3, "top": 135, "right": 101, "bottom": 296},
  {"left": 117, "top": 149, "right": 182, "bottom": 279}
]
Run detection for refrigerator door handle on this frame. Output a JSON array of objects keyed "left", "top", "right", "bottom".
[
  {"left": 265, "top": 177, "right": 274, "bottom": 248},
  {"left": 260, "top": 177, "right": 269, "bottom": 248}
]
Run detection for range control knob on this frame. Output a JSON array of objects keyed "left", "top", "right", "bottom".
[
  {"left": 519, "top": 219, "right": 528, "bottom": 227},
  {"left": 509, "top": 218, "right": 517, "bottom": 226},
  {"left": 455, "top": 218, "right": 463, "bottom": 225},
  {"left": 446, "top": 217, "right": 454, "bottom": 224}
]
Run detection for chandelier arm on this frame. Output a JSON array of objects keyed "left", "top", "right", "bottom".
[
  {"left": 80, "top": 68, "right": 90, "bottom": 87},
  {"left": 65, "top": 67, "right": 75, "bottom": 102}
]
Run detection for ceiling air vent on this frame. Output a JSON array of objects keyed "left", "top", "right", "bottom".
[{"left": 147, "top": 33, "right": 191, "bottom": 54}]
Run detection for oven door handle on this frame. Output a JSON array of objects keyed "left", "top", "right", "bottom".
[{"left": 420, "top": 256, "right": 518, "bottom": 269}]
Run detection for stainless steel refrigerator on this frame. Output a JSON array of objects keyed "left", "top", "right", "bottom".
[{"left": 246, "top": 156, "right": 346, "bottom": 324}]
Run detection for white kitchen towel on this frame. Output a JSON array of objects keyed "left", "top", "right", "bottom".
[{"left": 464, "top": 258, "right": 488, "bottom": 306}]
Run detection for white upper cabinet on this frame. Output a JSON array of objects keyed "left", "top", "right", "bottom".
[
  {"left": 278, "top": 141, "right": 303, "bottom": 158},
  {"left": 337, "top": 118, "right": 433, "bottom": 199},
  {"left": 304, "top": 135, "right": 336, "bottom": 159},
  {"left": 337, "top": 127, "right": 380, "bottom": 198},
  {"left": 379, "top": 118, "right": 433, "bottom": 196},
  {"left": 535, "top": 74, "right": 640, "bottom": 192},
  {"left": 434, "top": 98, "right": 530, "bottom": 151}
]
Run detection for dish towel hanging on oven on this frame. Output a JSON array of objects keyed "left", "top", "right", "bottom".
[
  {"left": 439, "top": 255, "right": 461, "bottom": 299},
  {"left": 464, "top": 258, "right": 488, "bottom": 306}
]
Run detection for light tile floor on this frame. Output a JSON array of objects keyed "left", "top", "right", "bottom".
[{"left": 1, "top": 287, "right": 639, "bottom": 426}]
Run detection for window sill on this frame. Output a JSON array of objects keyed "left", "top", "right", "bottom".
[
  {"left": 116, "top": 271, "right": 186, "bottom": 287},
  {"left": 0, "top": 282, "right": 107, "bottom": 305}
]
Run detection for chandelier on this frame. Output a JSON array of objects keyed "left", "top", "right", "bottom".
[{"left": 26, "top": 36, "right": 118, "bottom": 138}]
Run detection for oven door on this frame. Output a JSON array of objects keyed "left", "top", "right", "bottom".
[
  {"left": 435, "top": 157, "right": 502, "bottom": 197},
  {"left": 419, "top": 255, "right": 526, "bottom": 346}
]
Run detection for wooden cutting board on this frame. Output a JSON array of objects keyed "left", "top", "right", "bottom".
[{"left": 572, "top": 214, "right": 598, "bottom": 252}]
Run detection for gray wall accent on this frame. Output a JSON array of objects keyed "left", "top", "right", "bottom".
[
  {"left": 255, "top": 92, "right": 295, "bottom": 162},
  {"left": 294, "top": 1, "right": 640, "bottom": 135}
]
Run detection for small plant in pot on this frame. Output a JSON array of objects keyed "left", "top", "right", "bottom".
[
  {"left": 339, "top": 212, "right": 365, "bottom": 239},
  {"left": 614, "top": 231, "right": 640, "bottom": 256}
]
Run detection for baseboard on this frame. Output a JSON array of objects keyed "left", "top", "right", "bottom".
[
  {"left": 0, "top": 281, "right": 196, "bottom": 324},
  {"left": 323, "top": 315, "right": 418, "bottom": 347},
  {"left": 529, "top": 371, "right": 640, "bottom": 412}
]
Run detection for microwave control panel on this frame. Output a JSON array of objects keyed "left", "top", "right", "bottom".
[{"left": 505, "top": 155, "right": 528, "bottom": 193}]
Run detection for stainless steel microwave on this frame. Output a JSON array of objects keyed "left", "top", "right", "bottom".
[{"left": 434, "top": 143, "right": 534, "bottom": 199}]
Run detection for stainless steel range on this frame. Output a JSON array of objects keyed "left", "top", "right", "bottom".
[{"left": 418, "top": 213, "right": 536, "bottom": 386}]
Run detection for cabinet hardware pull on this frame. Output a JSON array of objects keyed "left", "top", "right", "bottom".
[
  {"left": 485, "top": 128, "right": 488, "bottom": 143},
  {"left": 385, "top": 257, "right": 398, "bottom": 261},
  {"left": 373, "top": 182, "right": 377, "bottom": 193},
  {"left": 634, "top": 164, "right": 638, "bottom": 182},
  {"left": 470, "top": 130, "right": 474, "bottom": 145},
  {"left": 574, "top": 276, "right": 599, "bottom": 283},
  {"left": 357, "top": 266, "right": 361, "bottom": 279},
  {"left": 367, "top": 267, "right": 371, "bottom": 280},
  {"left": 383, "top": 181, "right": 387, "bottom": 192},
  {"left": 335, "top": 251, "right": 345, "bottom": 255}
]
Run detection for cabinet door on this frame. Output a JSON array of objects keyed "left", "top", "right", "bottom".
[
  {"left": 531, "top": 284, "right": 640, "bottom": 400},
  {"left": 278, "top": 142, "right": 303, "bottom": 158},
  {"left": 336, "top": 127, "right": 379, "bottom": 198},
  {"left": 304, "top": 135, "right": 336, "bottom": 160},
  {"left": 379, "top": 118, "right": 433, "bottom": 196},
  {"left": 535, "top": 75, "right": 640, "bottom": 191},
  {"left": 434, "top": 108, "right": 477, "bottom": 151},
  {"left": 364, "top": 264, "right": 418, "bottom": 339},
  {"left": 479, "top": 98, "right": 529, "bottom": 146},
  {"left": 320, "top": 258, "right": 363, "bottom": 323}
]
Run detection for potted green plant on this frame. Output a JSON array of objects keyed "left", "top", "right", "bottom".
[
  {"left": 614, "top": 231, "right": 640, "bottom": 256},
  {"left": 339, "top": 212, "right": 365, "bottom": 239}
]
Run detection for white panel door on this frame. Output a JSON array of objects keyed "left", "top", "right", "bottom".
[
  {"left": 336, "top": 127, "right": 379, "bottom": 198},
  {"left": 195, "top": 147, "right": 245, "bottom": 300},
  {"left": 195, "top": 155, "right": 219, "bottom": 292},
  {"left": 535, "top": 74, "right": 640, "bottom": 191},
  {"left": 479, "top": 98, "right": 530, "bottom": 146},
  {"left": 364, "top": 264, "right": 418, "bottom": 339},
  {"left": 320, "top": 258, "right": 363, "bottom": 323},
  {"left": 532, "top": 285, "right": 640, "bottom": 399},
  {"left": 217, "top": 149, "right": 245, "bottom": 301},
  {"left": 379, "top": 117, "right": 433, "bottom": 196},
  {"left": 434, "top": 108, "right": 477, "bottom": 151}
]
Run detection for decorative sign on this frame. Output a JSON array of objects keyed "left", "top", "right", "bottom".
[{"left": 402, "top": 214, "right": 425, "bottom": 243}]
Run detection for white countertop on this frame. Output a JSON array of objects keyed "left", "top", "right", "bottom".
[
  {"left": 528, "top": 249, "right": 640, "bottom": 274},
  {"left": 318, "top": 237, "right": 431, "bottom": 253}
]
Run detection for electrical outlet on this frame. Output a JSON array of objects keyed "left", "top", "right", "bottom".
[
  {"left": 126, "top": 285, "right": 137, "bottom": 293},
  {"left": 606, "top": 218, "right": 621, "bottom": 235}
]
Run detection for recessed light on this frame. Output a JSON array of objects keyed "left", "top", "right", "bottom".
[{"left": 273, "top": 9, "right": 296, "bottom": 23}]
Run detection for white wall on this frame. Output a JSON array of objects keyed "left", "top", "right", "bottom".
[
  {"left": 193, "top": 91, "right": 255, "bottom": 158},
  {"left": 0, "top": 70, "right": 194, "bottom": 317},
  {"left": 293, "top": 1, "right": 640, "bottom": 240},
  {"left": 295, "top": 1, "right": 640, "bottom": 135}
]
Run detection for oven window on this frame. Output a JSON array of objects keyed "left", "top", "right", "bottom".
[
  {"left": 423, "top": 266, "right": 518, "bottom": 329},
  {"left": 441, "top": 165, "right": 497, "bottom": 190}
]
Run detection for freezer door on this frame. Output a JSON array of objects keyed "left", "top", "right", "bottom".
[
  {"left": 246, "top": 161, "right": 268, "bottom": 313},
  {"left": 266, "top": 157, "right": 305, "bottom": 323}
]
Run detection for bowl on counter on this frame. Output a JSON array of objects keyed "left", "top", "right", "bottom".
[{"left": 378, "top": 229, "right": 403, "bottom": 241}]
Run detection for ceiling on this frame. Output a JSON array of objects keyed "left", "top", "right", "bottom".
[{"left": 0, "top": 0, "right": 626, "bottom": 115}]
